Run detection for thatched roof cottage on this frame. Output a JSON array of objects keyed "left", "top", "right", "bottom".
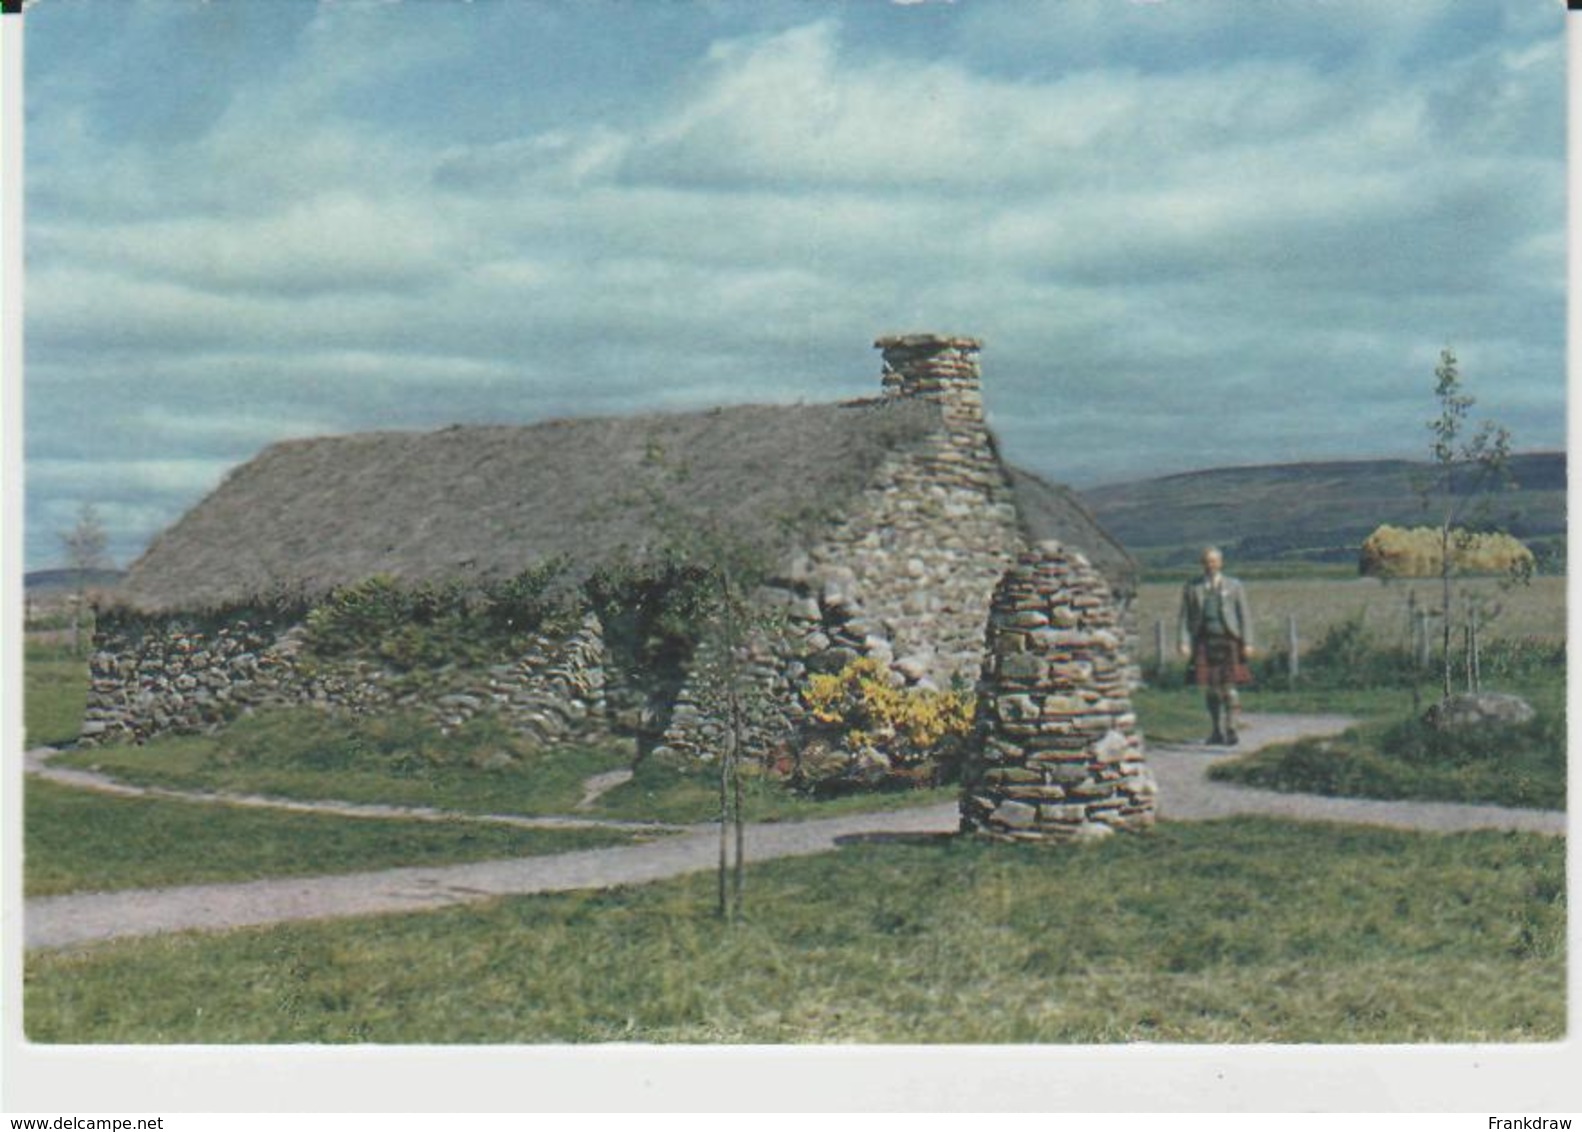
[{"left": 86, "top": 334, "right": 1135, "bottom": 757}]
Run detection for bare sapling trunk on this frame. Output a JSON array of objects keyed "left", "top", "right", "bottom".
[
  {"left": 718, "top": 732, "right": 731, "bottom": 919},
  {"left": 731, "top": 684, "right": 744, "bottom": 918},
  {"left": 713, "top": 567, "right": 749, "bottom": 923},
  {"left": 1440, "top": 520, "right": 1453, "bottom": 701}
]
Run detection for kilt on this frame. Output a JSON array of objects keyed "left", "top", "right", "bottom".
[{"left": 1190, "top": 634, "right": 1253, "bottom": 687}]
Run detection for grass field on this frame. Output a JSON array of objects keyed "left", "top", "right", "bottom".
[
  {"left": 23, "top": 641, "right": 90, "bottom": 749},
  {"left": 24, "top": 818, "right": 1564, "bottom": 1044},
  {"left": 1132, "top": 686, "right": 1412, "bottom": 745},
  {"left": 1206, "top": 667, "right": 1565, "bottom": 811},
  {"left": 24, "top": 778, "right": 656, "bottom": 896},
  {"left": 1133, "top": 574, "right": 1566, "bottom": 660},
  {"left": 50, "top": 712, "right": 955, "bottom": 827}
]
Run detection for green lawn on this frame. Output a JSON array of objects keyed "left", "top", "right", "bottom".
[
  {"left": 51, "top": 707, "right": 954, "bottom": 826},
  {"left": 1208, "top": 715, "right": 1566, "bottom": 811},
  {"left": 24, "top": 819, "right": 1564, "bottom": 1044},
  {"left": 54, "top": 716, "right": 635, "bottom": 817},
  {"left": 1133, "top": 685, "right": 1409, "bottom": 745},
  {"left": 23, "top": 642, "right": 89, "bottom": 749},
  {"left": 24, "top": 778, "right": 657, "bottom": 897},
  {"left": 1205, "top": 670, "right": 1565, "bottom": 810}
]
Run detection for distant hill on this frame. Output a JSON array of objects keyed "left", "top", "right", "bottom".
[
  {"left": 1079, "top": 452, "right": 1566, "bottom": 572},
  {"left": 25, "top": 568, "right": 127, "bottom": 596}
]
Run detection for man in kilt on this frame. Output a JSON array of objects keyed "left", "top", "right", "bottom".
[{"left": 1177, "top": 546, "right": 1255, "bottom": 745}]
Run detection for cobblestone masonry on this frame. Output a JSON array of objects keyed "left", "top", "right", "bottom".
[
  {"left": 83, "top": 334, "right": 1128, "bottom": 768},
  {"left": 81, "top": 613, "right": 606, "bottom": 748},
  {"left": 655, "top": 334, "right": 1026, "bottom": 763},
  {"left": 960, "top": 542, "right": 1157, "bottom": 842}
]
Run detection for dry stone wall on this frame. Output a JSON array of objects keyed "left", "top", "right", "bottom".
[
  {"left": 961, "top": 542, "right": 1157, "bottom": 842},
  {"left": 655, "top": 335, "right": 1025, "bottom": 764},
  {"left": 84, "top": 332, "right": 1132, "bottom": 775},
  {"left": 81, "top": 612, "right": 607, "bottom": 748}
]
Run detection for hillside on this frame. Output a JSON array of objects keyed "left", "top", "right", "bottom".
[
  {"left": 1078, "top": 452, "right": 1566, "bottom": 572},
  {"left": 25, "top": 568, "right": 127, "bottom": 597}
]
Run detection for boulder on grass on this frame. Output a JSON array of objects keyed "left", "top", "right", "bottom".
[{"left": 1423, "top": 692, "right": 1536, "bottom": 732}]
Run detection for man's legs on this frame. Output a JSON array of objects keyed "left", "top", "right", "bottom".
[
  {"left": 1200, "top": 636, "right": 1243, "bottom": 746},
  {"left": 1222, "top": 686, "right": 1241, "bottom": 745},
  {"left": 1204, "top": 688, "right": 1225, "bottom": 744}
]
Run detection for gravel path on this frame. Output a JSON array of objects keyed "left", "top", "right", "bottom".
[
  {"left": 1147, "top": 714, "right": 1566, "bottom": 836},
  {"left": 24, "top": 713, "right": 1565, "bottom": 952}
]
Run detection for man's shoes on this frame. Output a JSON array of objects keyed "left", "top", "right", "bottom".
[
  {"left": 1206, "top": 732, "right": 1226, "bottom": 746},
  {"left": 1226, "top": 730, "right": 1240, "bottom": 746}
]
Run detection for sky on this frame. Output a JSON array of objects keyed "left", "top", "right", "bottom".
[{"left": 20, "top": 0, "right": 1568, "bottom": 572}]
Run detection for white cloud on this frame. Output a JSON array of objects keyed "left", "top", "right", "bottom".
[
  {"left": 35, "top": 195, "right": 455, "bottom": 296},
  {"left": 20, "top": 6, "right": 1565, "bottom": 568}
]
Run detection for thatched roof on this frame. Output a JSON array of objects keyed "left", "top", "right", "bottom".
[
  {"left": 1006, "top": 466, "right": 1138, "bottom": 596},
  {"left": 118, "top": 398, "right": 1135, "bottom": 612}
]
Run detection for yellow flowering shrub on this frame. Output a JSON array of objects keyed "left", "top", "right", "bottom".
[{"left": 800, "top": 656, "right": 975, "bottom": 772}]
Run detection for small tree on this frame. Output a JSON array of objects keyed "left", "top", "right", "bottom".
[
  {"left": 618, "top": 449, "right": 786, "bottom": 922},
  {"left": 1421, "top": 348, "right": 1520, "bottom": 699},
  {"left": 59, "top": 503, "right": 110, "bottom": 655}
]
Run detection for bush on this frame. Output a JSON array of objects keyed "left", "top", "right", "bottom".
[
  {"left": 795, "top": 657, "right": 975, "bottom": 791},
  {"left": 1475, "top": 637, "right": 1566, "bottom": 683},
  {"left": 302, "top": 566, "right": 575, "bottom": 671},
  {"left": 1247, "top": 619, "right": 1563, "bottom": 694},
  {"left": 1252, "top": 615, "right": 1418, "bottom": 690}
]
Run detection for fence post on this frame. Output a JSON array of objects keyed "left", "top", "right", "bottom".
[
  {"left": 1286, "top": 614, "right": 1299, "bottom": 689},
  {"left": 1461, "top": 600, "right": 1474, "bottom": 689},
  {"left": 1154, "top": 619, "right": 1165, "bottom": 681}
]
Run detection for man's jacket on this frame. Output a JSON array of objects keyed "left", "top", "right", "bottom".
[{"left": 1177, "top": 575, "right": 1254, "bottom": 651}]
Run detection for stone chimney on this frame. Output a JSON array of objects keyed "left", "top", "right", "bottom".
[
  {"left": 875, "top": 331, "right": 1006, "bottom": 497},
  {"left": 876, "top": 333, "right": 985, "bottom": 431}
]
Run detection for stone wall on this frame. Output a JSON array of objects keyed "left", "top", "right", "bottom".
[
  {"left": 655, "top": 334, "right": 1026, "bottom": 764},
  {"left": 803, "top": 335, "right": 1026, "bottom": 687},
  {"left": 83, "top": 333, "right": 1130, "bottom": 772},
  {"left": 81, "top": 612, "right": 607, "bottom": 747},
  {"left": 960, "top": 542, "right": 1157, "bottom": 842}
]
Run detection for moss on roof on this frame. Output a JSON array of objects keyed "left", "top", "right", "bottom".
[{"left": 117, "top": 397, "right": 1135, "bottom": 613}]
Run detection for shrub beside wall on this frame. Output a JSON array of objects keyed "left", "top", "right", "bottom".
[{"left": 795, "top": 656, "right": 975, "bottom": 790}]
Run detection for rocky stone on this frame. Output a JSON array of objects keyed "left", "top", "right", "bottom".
[
  {"left": 992, "top": 799, "right": 1038, "bottom": 829},
  {"left": 1071, "top": 821, "right": 1116, "bottom": 844},
  {"left": 1091, "top": 729, "right": 1133, "bottom": 764},
  {"left": 996, "top": 653, "right": 1045, "bottom": 682},
  {"left": 1424, "top": 692, "right": 1536, "bottom": 732}
]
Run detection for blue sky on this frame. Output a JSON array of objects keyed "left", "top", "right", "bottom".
[{"left": 21, "top": 0, "right": 1567, "bottom": 571}]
